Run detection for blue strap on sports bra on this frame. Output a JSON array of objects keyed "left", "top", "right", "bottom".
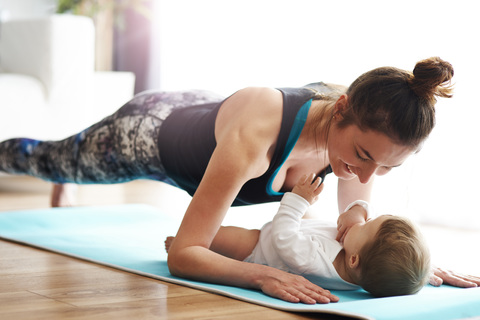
[{"left": 266, "top": 99, "right": 312, "bottom": 196}]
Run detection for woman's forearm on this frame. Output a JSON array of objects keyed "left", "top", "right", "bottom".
[
  {"left": 337, "top": 176, "right": 374, "bottom": 213},
  {"left": 168, "top": 244, "right": 274, "bottom": 288},
  {"left": 167, "top": 244, "right": 339, "bottom": 304}
]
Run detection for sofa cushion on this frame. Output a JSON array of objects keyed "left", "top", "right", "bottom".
[
  {"left": 0, "top": 73, "right": 47, "bottom": 108},
  {"left": 0, "top": 15, "right": 95, "bottom": 103}
]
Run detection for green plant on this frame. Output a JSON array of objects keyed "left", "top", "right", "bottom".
[{"left": 56, "top": 0, "right": 151, "bottom": 28}]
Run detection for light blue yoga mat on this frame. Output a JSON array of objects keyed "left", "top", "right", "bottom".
[{"left": 0, "top": 204, "right": 479, "bottom": 320}]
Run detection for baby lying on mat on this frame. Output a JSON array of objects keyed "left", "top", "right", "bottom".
[{"left": 166, "top": 173, "right": 430, "bottom": 298}]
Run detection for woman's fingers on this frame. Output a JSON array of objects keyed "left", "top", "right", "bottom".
[
  {"left": 433, "top": 267, "right": 480, "bottom": 288},
  {"left": 429, "top": 274, "right": 443, "bottom": 286},
  {"left": 260, "top": 273, "right": 339, "bottom": 304},
  {"left": 279, "top": 287, "right": 334, "bottom": 305},
  {"left": 308, "top": 286, "right": 339, "bottom": 303},
  {"left": 287, "top": 282, "right": 337, "bottom": 304},
  {"left": 462, "top": 274, "right": 480, "bottom": 286}
]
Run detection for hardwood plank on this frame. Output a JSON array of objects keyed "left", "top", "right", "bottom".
[
  {"left": 0, "top": 291, "right": 75, "bottom": 313},
  {"left": 0, "top": 239, "right": 342, "bottom": 319}
]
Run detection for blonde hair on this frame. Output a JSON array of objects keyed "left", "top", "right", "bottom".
[{"left": 358, "top": 216, "right": 431, "bottom": 297}]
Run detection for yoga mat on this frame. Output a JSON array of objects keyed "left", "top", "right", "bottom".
[{"left": 0, "top": 204, "right": 479, "bottom": 320}]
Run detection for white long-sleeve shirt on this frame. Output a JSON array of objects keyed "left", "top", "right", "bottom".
[{"left": 244, "top": 192, "right": 360, "bottom": 290}]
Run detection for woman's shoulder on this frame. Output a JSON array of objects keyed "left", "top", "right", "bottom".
[
  {"left": 217, "top": 87, "right": 283, "bottom": 126},
  {"left": 214, "top": 87, "right": 284, "bottom": 162},
  {"left": 228, "top": 86, "right": 283, "bottom": 108}
]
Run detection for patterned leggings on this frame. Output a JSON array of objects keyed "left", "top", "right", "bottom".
[{"left": 0, "top": 90, "right": 223, "bottom": 185}]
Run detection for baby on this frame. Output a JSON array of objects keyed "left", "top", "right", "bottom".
[{"left": 166, "top": 173, "right": 431, "bottom": 297}]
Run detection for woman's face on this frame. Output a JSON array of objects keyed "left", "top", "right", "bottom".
[{"left": 327, "top": 123, "right": 414, "bottom": 184}]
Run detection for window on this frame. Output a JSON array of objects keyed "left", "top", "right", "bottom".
[{"left": 153, "top": 0, "right": 480, "bottom": 229}]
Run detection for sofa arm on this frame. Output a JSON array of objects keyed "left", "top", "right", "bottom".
[{"left": 0, "top": 14, "right": 95, "bottom": 102}]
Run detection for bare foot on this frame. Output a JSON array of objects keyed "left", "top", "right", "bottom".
[
  {"left": 51, "top": 183, "right": 78, "bottom": 207},
  {"left": 165, "top": 236, "right": 175, "bottom": 253}
]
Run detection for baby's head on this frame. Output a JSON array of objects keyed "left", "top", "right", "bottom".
[{"left": 343, "top": 215, "right": 430, "bottom": 297}]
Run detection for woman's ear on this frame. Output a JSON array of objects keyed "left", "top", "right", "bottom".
[
  {"left": 333, "top": 94, "right": 349, "bottom": 120},
  {"left": 348, "top": 253, "right": 360, "bottom": 269}
]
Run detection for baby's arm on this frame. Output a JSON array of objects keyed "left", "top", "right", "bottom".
[
  {"left": 270, "top": 173, "right": 325, "bottom": 271},
  {"left": 165, "top": 226, "right": 260, "bottom": 262},
  {"left": 210, "top": 226, "right": 260, "bottom": 261}
]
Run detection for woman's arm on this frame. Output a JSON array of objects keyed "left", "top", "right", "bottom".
[
  {"left": 167, "top": 87, "right": 338, "bottom": 304},
  {"left": 335, "top": 176, "right": 374, "bottom": 243},
  {"left": 337, "top": 175, "right": 374, "bottom": 212}
]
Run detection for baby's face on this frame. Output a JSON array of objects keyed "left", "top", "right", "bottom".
[{"left": 342, "top": 215, "right": 390, "bottom": 254}]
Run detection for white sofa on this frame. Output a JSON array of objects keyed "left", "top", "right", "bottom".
[{"left": 0, "top": 14, "right": 135, "bottom": 141}]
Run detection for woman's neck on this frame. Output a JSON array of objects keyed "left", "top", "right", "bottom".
[{"left": 300, "top": 100, "right": 334, "bottom": 151}]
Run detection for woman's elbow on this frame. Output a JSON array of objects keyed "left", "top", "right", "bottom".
[{"left": 167, "top": 249, "right": 186, "bottom": 277}]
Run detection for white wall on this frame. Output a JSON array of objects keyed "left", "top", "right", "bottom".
[
  {"left": 0, "top": 0, "right": 55, "bottom": 19},
  {"left": 154, "top": 0, "right": 480, "bottom": 229}
]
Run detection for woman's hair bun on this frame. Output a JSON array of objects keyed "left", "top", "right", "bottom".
[{"left": 408, "top": 57, "right": 454, "bottom": 103}]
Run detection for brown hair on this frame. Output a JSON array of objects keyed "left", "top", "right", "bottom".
[
  {"left": 305, "top": 82, "right": 348, "bottom": 151},
  {"left": 357, "top": 216, "right": 431, "bottom": 297},
  {"left": 338, "top": 57, "right": 454, "bottom": 148}
]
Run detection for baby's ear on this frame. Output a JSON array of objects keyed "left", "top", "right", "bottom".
[{"left": 348, "top": 253, "right": 360, "bottom": 269}]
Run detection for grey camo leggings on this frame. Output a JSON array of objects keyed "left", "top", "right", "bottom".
[{"left": 0, "top": 90, "right": 223, "bottom": 185}]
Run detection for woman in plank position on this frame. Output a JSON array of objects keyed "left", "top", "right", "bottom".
[{"left": 1, "top": 57, "right": 478, "bottom": 303}]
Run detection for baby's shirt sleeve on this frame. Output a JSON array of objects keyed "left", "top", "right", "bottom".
[{"left": 270, "top": 192, "right": 324, "bottom": 273}]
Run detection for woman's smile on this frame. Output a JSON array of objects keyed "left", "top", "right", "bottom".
[
  {"left": 346, "top": 164, "right": 354, "bottom": 175},
  {"left": 345, "top": 163, "right": 356, "bottom": 177}
]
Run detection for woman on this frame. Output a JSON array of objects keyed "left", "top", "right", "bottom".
[{"left": 0, "top": 57, "right": 477, "bottom": 303}]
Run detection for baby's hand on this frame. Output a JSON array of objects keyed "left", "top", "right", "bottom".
[
  {"left": 165, "top": 236, "right": 175, "bottom": 253},
  {"left": 336, "top": 206, "right": 367, "bottom": 244},
  {"left": 292, "top": 173, "right": 324, "bottom": 205}
]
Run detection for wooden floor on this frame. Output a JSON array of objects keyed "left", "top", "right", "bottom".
[{"left": 0, "top": 176, "right": 479, "bottom": 319}]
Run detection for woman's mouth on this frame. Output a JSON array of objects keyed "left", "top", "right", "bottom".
[{"left": 346, "top": 164, "right": 355, "bottom": 175}]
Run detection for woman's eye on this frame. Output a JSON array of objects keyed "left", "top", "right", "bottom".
[
  {"left": 356, "top": 151, "right": 368, "bottom": 162},
  {"left": 377, "top": 167, "right": 393, "bottom": 176}
]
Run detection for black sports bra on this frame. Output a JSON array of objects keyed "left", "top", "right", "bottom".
[{"left": 158, "top": 87, "right": 333, "bottom": 206}]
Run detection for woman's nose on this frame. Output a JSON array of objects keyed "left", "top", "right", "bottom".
[{"left": 357, "top": 165, "right": 378, "bottom": 184}]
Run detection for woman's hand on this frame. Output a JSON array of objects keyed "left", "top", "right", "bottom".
[
  {"left": 429, "top": 267, "right": 480, "bottom": 288},
  {"left": 336, "top": 205, "right": 367, "bottom": 243},
  {"left": 258, "top": 267, "right": 339, "bottom": 304}
]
